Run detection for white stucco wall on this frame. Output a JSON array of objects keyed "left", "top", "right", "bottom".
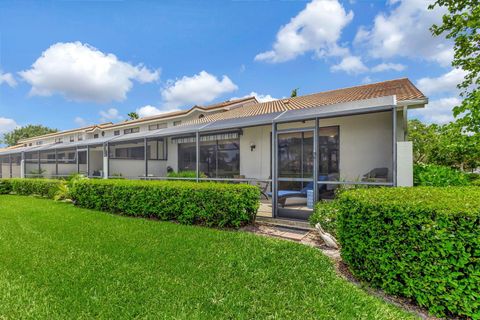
[
  {"left": 240, "top": 125, "right": 271, "bottom": 179},
  {"left": 109, "top": 159, "right": 144, "bottom": 178},
  {"left": 397, "top": 141, "right": 413, "bottom": 186}
]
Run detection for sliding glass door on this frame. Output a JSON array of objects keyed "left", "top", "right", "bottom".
[{"left": 276, "top": 129, "right": 315, "bottom": 220}]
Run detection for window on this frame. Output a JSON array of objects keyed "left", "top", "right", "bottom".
[
  {"left": 147, "top": 138, "right": 167, "bottom": 160},
  {"left": 124, "top": 127, "right": 140, "bottom": 134},
  {"left": 198, "top": 114, "right": 205, "bottom": 119},
  {"left": 318, "top": 126, "right": 339, "bottom": 179},
  {"left": 148, "top": 123, "right": 167, "bottom": 131},
  {"left": 70, "top": 136, "right": 75, "bottom": 142},
  {"left": 55, "top": 137, "right": 63, "bottom": 144},
  {"left": 28, "top": 143, "right": 32, "bottom": 146},
  {"left": 114, "top": 130, "right": 120, "bottom": 136},
  {"left": 78, "top": 134, "right": 83, "bottom": 141},
  {"left": 173, "top": 120, "right": 181, "bottom": 126},
  {"left": 109, "top": 141, "right": 145, "bottom": 160},
  {"left": 178, "top": 137, "right": 240, "bottom": 178},
  {"left": 36, "top": 141, "right": 43, "bottom": 145},
  {"left": 93, "top": 134, "right": 99, "bottom": 139},
  {"left": 101, "top": 131, "right": 105, "bottom": 137},
  {"left": 78, "top": 151, "right": 87, "bottom": 164}
]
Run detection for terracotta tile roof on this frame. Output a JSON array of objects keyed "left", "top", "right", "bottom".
[
  {"left": 94, "top": 96, "right": 258, "bottom": 130},
  {"left": 17, "top": 97, "right": 258, "bottom": 143},
  {"left": 185, "top": 78, "right": 426, "bottom": 125}
]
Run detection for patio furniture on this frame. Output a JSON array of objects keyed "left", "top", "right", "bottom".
[{"left": 361, "top": 167, "right": 388, "bottom": 183}]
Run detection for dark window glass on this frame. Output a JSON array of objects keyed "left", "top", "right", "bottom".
[
  {"left": 318, "top": 126, "right": 339, "bottom": 180},
  {"left": 78, "top": 151, "right": 87, "bottom": 164},
  {"left": 178, "top": 138, "right": 240, "bottom": 178},
  {"left": 109, "top": 141, "right": 145, "bottom": 160},
  {"left": 94, "top": 134, "right": 99, "bottom": 139},
  {"left": 114, "top": 130, "right": 120, "bottom": 136},
  {"left": 278, "top": 132, "right": 313, "bottom": 179},
  {"left": 173, "top": 121, "right": 181, "bottom": 126},
  {"left": 178, "top": 143, "right": 196, "bottom": 171}
]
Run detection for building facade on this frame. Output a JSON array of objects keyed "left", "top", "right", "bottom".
[{"left": 0, "top": 79, "right": 427, "bottom": 219}]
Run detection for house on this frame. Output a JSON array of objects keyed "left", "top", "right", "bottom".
[{"left": 0, "top": 78, "right": 427, "bottom": 219}]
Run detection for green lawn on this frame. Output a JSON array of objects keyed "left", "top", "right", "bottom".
[{"left": 0, "top": 195, "right": 415, "bottom": 319}]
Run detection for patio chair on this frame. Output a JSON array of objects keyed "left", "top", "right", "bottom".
[{"left": 361, "top": 168, "right": 388, "bottom": 182}]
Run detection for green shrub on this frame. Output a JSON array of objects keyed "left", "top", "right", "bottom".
[
  {"left": 0, "top": 179, "right": 12, "bottom": 194},
  {"left": 413, "top": 163, "right": 470, "bottom": 186},
  {"left": 337, "top": 187, "right": 480, "bottom": 318},
  {"left": 6, "top": 178, "right": 65, "bottom": 199},
  {"left": 472, "top": 179, "right": 480, "bottom": 187},
  {"left": 309, "top": 201, "right": 339, "bottom": 238},
  {"left": 166, "top": 170, "right": 207, "bottom": 179},
  {"left": 70, "top": 179, "right": 260, "bottom": 228}
]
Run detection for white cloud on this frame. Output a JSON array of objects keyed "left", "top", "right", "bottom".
[
  {"left": 19, "top": 42, "right": 159, "bottom": 103},
  {"left": 99, "top": 108, "right": 123, "bottom": 122},
  {"left": 161, "top": 71, "right": 238, "bottom": 109},
  {"left": 355, "top": 0, "right": 453, "bottom": 66},
  {"left": 136, "top": 105, "right": 181, "bottom": 118},
  {"left": 255, "top": 0, "right": 353, "bottom": 63},
  {"left": 231, "top": 91, "right": 278, "bottom": 103},
  {"left": 74, "top": 117, "right": 88, "bottom": 127},
  {"left": 416, "top": 68, "right": 467, "bottom": 96},
  {"left": 362, "top": 76, "right": 373, "bottom": 84},
  {"left": 330, "top": 55, "right": 368, "bottom": 74},
  {"left": 0, "top": 117, "right": 19, "bottom": 135},
  {"left": 411, "top": 96, "right": 461, "bottom": 124},
  {"left": 0, "top": 72, "right": 17, "bottom": 87},
  {"left": 371, "top": 62, "right": 406, "bottom": 73}
]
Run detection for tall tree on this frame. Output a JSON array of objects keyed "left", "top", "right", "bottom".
[
  {"left": 2, "top": 125, "right": 58, "bottom": 147},
  {"left": 290, "top": 88, "right": 299, "bottom": 98},
  {"left": 408, "top": 119, "right": 480, "bottom": 171},
  {"left": 430, "top": 0, "right": 480, "bottom": 133},
  {"left": 127, "top": 112, "right": 139, "bottom": 120}
]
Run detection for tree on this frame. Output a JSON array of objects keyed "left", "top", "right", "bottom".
[
  {"left": 290, "top": 88, "right": 299, "bottom": 98},
  {"left": 127, "top": 112, "right": 139, "bottom": 120},
  {"left": 2, "top": 125, "right": 58, "bottom": 147},
  {"left": 430, "top": 0, "right": 480, "bottom": 133},
  {"left": 408, "top": 119, "right": 480, "bottom": 171}
]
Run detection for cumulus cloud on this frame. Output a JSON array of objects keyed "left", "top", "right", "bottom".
[
  {"left": 0, "top": 117, "right": 19, "bottom": 135},
  {"left": 19, "top": 42, "right": 159, "bottom": 103},
  {"left": 231, "top": 91, "right": 278, "bottom": 103},
  {"left": 411, "top": 96, "right": 461, "bottom": 124},
  {"left": 354, "top": 0, "right": 453, "bottom": 66},
  {"left": 74, "top": 117, "right": 88, "bottom": 127},
  {"left": 0, "top": 72, "right": 17, "bottom": 87},
  {"left": 161, "top": 71, "right": 238, "bottom": 109},
  {"left": 99, "top": 108, "right": 123, "bottom": 122},
  {"left": 255, "top": 0, "right": 353, "bottom": 63},
  {"left": 136, "top": 105, "right": 181, "bottom": 118},
  {"left": 330, "top": 55, "right": 368, "bottom": 74},
  {"left": 416, "top": 68, "right": 467, "bottom": 96},
  {"left": 371, "top": 62, "right": 406, "bottom": 73}
]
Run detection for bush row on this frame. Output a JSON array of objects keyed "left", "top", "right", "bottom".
[
  {"left": 336, "top": 187, "right": 480, "bottom": 319},
  {"left": 0, "top": 178, "right": 64, "bottom": 199},
  {"left": 70, "top": 179, "right": 259, "bottom": 228},
  {"left": 413, "top": 163, "right": 472, "bottom": 186}
]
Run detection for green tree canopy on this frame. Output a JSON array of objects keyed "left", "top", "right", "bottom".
[
  {"left": 2, "top": 125, "right": 58, "bottom": 147},
  {"left": 408, "top": 119, "right": 480, "bottom": 171},
  {"left": 290, "top": 88, "right": 299, "bottom": 98},
  {"left": 430, "top": 0, "right": 480, "bottom": 133},
  {"left": 127, "top": 112, "right": 139, "bottom": 120}
]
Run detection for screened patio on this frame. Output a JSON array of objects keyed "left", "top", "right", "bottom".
[{"left": 0, "top": 95, "right": 407, "bottom": 220}]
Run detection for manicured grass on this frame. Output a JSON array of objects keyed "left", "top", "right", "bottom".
[{"left": 0, "top": 196, "right": 415, "bottom": 319}]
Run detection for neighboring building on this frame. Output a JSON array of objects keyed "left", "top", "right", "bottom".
[{"left": 0, "top": 79, "right": 427, "bottom": 219}]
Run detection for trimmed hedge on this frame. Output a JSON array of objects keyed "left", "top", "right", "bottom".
[
  {"left": 0, "top": 178, "right": 64, "bottom": 199},
  {"left": 70, "top": 179, "right": 260, "bottom": 228},
  {"left": 413, "top": 163, "right": 470, "bottom": 186},
  {"left": 309, "top": 201, "right": 339, "bottom": 238},
  {"left": 337, "top": 187, "right": 480, "bottom": 319}
]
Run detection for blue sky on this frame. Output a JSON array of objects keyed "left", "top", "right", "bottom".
[{"left": 0, "top": 0, "right": 463, "bottom": 138}]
